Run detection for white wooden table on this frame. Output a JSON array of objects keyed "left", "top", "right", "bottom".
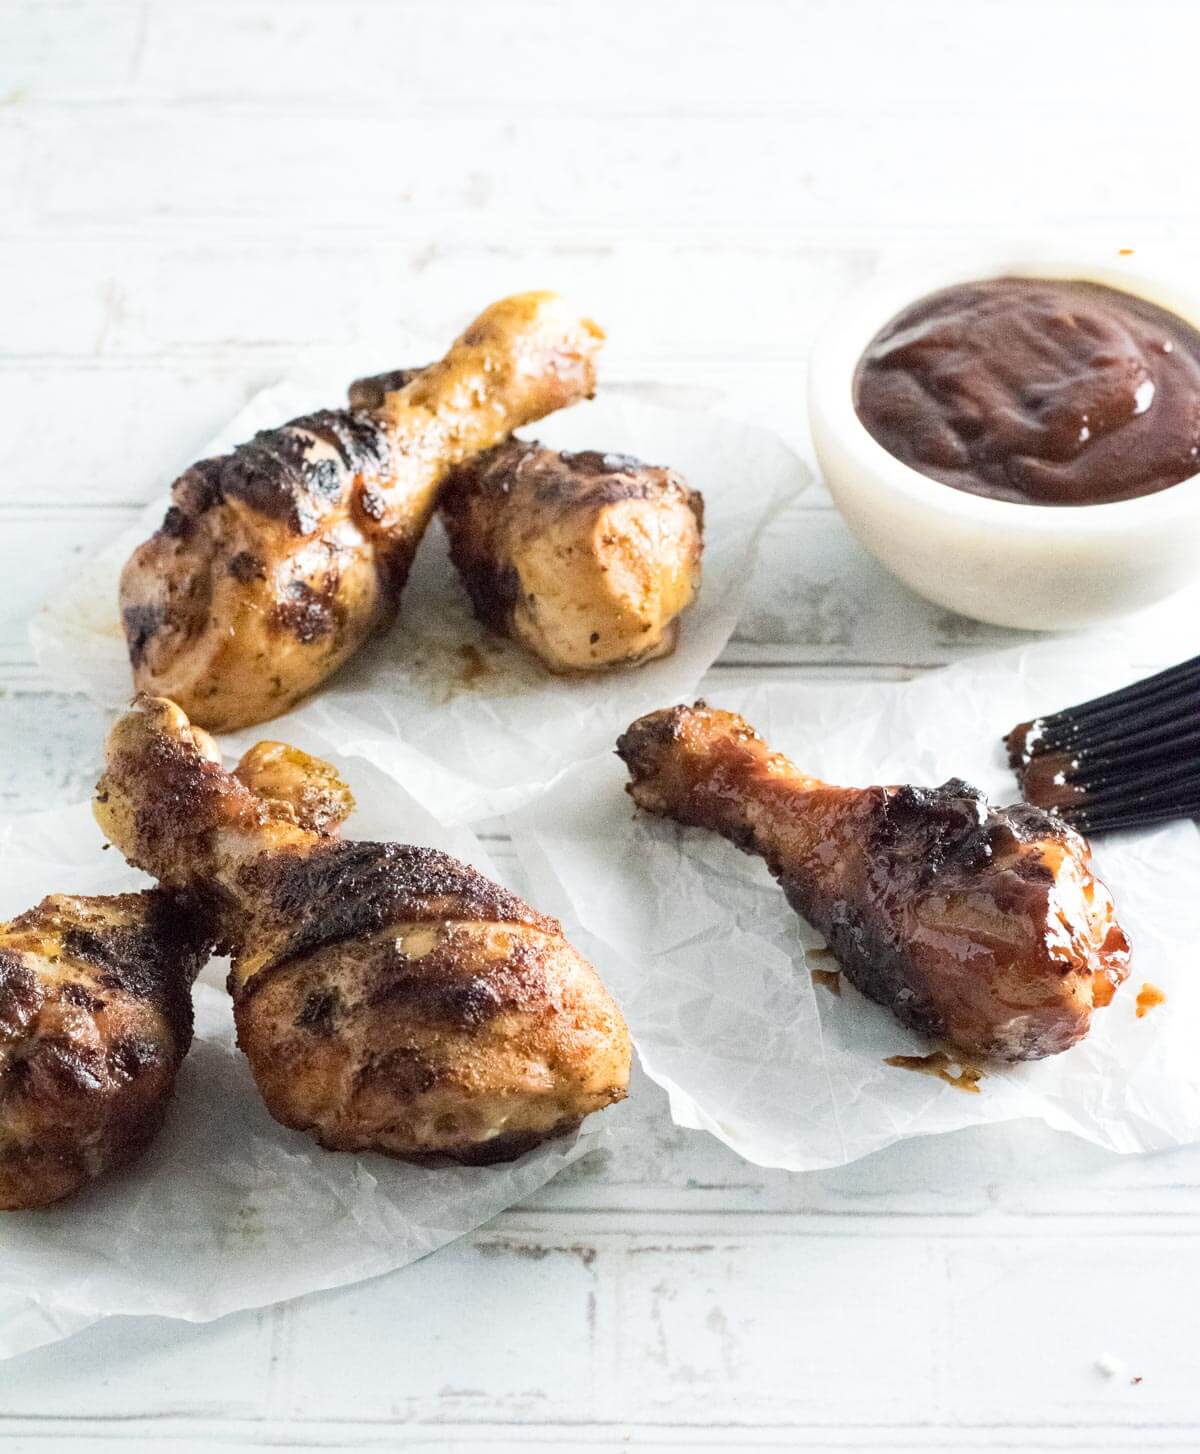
[{"left": 4, "top": 3, "right": 1200, "bottom": 1448}]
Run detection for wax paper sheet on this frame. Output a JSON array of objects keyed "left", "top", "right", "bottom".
[
  {"left": 31, "top": 380, "right": 807, "bottom": 825},
  {"left": 509, "top": 638, "right": 1200, "bottom": 1171},
  {"left": 0, "top": 753, "right": 617, "bottom": 1362}
]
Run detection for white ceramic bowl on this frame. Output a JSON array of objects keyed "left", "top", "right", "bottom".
[{"left": 808, "top": 249, "right": 1200, "bottom": 630}]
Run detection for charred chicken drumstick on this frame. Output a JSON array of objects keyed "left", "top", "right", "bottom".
[
  {"left": 0, "top": 891, "right": 208, "bottom": 1210},
  {"left": 121, "top": 293, "right": 604, "bottom": 732},
  {"left": 617, "top": 703, "right": 1130, "bottom": 1062},
  {"left": 95, "top": 697, "right": 630, "bottom": 1163},
  {"left": 440, "top": 441, "right": 704, "bottom": 672}
]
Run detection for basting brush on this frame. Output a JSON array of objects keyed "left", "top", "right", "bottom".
[{"left": 1004, "top": 655, "right": 1200, "bottom": 834}]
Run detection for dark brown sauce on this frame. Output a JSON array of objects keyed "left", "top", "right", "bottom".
[
  {"left": 884, "top": 1051, "right": 983, "bottom": 1094},
  {"left": 854, "top": 278, "right": 1200, "bottom": 505},
  {"left": 811, "top": 967, "right": 842, "bottom": 996}
]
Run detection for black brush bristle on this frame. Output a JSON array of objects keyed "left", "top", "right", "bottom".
[{"left": 1004, "top": 656, "right": 1200, "bottom": 835}]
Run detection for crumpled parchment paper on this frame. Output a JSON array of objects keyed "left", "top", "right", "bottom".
[
  {"left": 508, "top": 638, "right": 1200, "bottom": 1172},
  {"left": 0, "top": 754, "right": 618, "bottom": 1362},
  {"left": 31, "top": 380, "right": 808, "bottom": 825}
]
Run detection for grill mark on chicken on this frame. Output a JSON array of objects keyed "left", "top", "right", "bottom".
[
  {"left": 175, "top": 410, "right": 390, "bottom": 537},
  {"left": 269, "top": 921, "right": 570, "bottom": 1087},
  {"left": 15, "top": 894, "right": 200, "bottom": 1046},
  {"left": 53, "top": 903, "right": 200, "bottom": 1052},
  {"left": 228, "top": 551, "right": 266, "bottom": 583},
  {"left": 235, "top": 840, "right": 553, "bottom": 986},
  {"left": 362, "top": 934, "right": 558, "bottom": 1027},
  {"left": 356, "top": 1046, "right": 440, "bottom": 1100},
  {"left": 368, "top": 968, "right": 507, "bottom": 1026},
  {"left": 0, "top": 953, "right": 39, "bottom": 1035},
  {"left": 270, "top": 576, "right": 341, "bottom": 645},
  {"left": 289, "top": 409, "right": 390, "bottom": 472},
  {"left": 110, "top": 1034, "right": 164, "bottom": 1079},
  {"left": 295, "top": 988, "right": 338, "bottom": 1035},
  {"left": 123, "top": 604, "right": 167, "bottom": 669},
  {"left": 446, "top": 440, "right": 701, "bottom": 518},
  {"left": 37, "top": 1038, "right": 106, "bottom": 1095},
  {"left": 161, "top": 506, "right": 191, "bottom": 539},
  {"left": 60, "top": 981, "right": 105, "bottom": 1013},
  {"left": 618, "top": 702, "right": 1131, "bottom": 1062}
]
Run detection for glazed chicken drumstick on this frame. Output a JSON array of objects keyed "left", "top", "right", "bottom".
[
  {"left": 121, "top": 292, "right": 604, "bottom": 732},
  {"left": 95, "top": 697, "right": 630, "bottom": 1162},
  {"left": 0, "top": 890, "right": 208, "bottom": 1209},
  {"left": 618, "top": 704, "right": 1131, "bottom": 1062}
]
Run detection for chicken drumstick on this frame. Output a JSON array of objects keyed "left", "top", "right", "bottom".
[
  {"left": 440, "top": 441, "right": 704, "bottom": 672},
  {"left": 95, "top": 697, "right": 630, "bottom": 1162},
  {"left": 617, "top": 703, "right": 1130, "bottom": 1062},
  {"left": 121, "top": 293, "right": 604, "bottom": 732},
  {"left": 0, "top": 890, "right": 208, "bottom": 1209}
]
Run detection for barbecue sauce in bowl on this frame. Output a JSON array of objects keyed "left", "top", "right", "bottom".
[{"left": 853, "top": 278, "right": 1200, "bottom": 506}]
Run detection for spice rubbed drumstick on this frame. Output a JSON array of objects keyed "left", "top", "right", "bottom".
[
  {"left": 439, "top": 441, "right": 704, "bottom": 672},
  {"left": 618, "top": 703, "right": 1130, "bottom": 1062},
  {"left": 95, "top": 697, "right": 630, "bottom": 1163},
  {"left": 0, "top": 890, "right": 208, "bottom": 1209},
  {"left": 120, "top": 293, "right": 604, "bottom": 732}
]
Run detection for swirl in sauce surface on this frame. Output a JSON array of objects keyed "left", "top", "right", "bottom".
[{"left": 853, "top": 278, "right": 1200, "bottom": 505}]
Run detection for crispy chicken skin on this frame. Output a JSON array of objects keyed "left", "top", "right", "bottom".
[
  {"left": 440, "top": 442, "right": 703, "bottom": 672},
  {"left": 0, "top": 890, "right": 207, "bottom": 1210},
  {"left": 120, "top": 293, "right": 604, "bottom": 732},
  {"left": 95, "top": 697, "right": 630, "bottom": 1163},
  {"left": 617, "top": 703, "right": 1131, "bottom": 1062}
]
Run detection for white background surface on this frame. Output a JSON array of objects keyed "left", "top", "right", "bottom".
[{"left": 3, "top": 2, "right": 1200, "bottom": 1449}]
